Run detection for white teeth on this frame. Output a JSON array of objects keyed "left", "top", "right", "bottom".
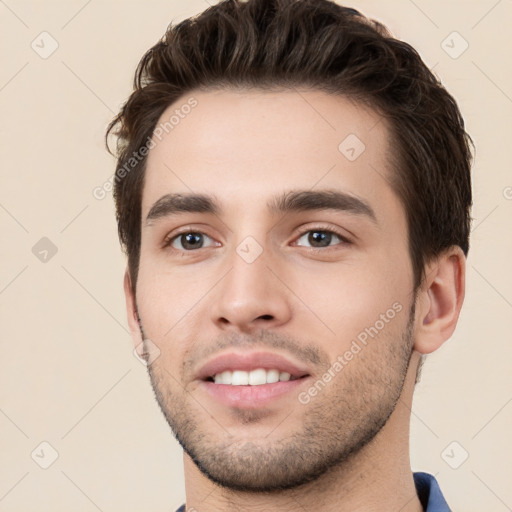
[
  {"left": 232, "top": 370, "right": 249, "bottom": 385},
  {"left": 266, "top": 369, "right": 280, "bottom": 383},
  {"left": 212, "top": 368, "right": 297, "bottom": 386},
  {"left": 221, "top": 370, "right": 232, "bottom": 384},
  {"left": 218, "top": 370, "right": 232, "bottom": 385},
  {"left": 279, "top": 372, "right": 291, "bottom": 382},
  {"left": 249, "top": 368, "right": 267, "bottom": 385}
]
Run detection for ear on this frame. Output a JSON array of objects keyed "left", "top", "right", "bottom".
[
  {"left": 413, "top": 246, "right": 466, "bottom": 354},
  {"left": 124, "top": 269, "right": 143, "bottom": 349}
]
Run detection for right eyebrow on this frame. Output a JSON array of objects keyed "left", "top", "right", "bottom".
[
  {"left": 145, "top": 193, "right": 220, "bottom": 225},
  {"left": 267, "top": 189, "right": 378, "bottom": 224}
]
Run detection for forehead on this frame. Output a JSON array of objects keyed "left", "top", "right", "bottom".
[{"left": 142, "top": 88, "right": 395, "bottom": 218}]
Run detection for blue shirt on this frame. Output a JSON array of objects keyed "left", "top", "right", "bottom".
[
  {"left": 175, "top": 471, "right": 450, "bottom": 511},
  {"left": 413, "top": 472, "right": 451, "bottom": 511}
]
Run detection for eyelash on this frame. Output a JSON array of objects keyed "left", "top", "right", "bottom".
[{"left": 162, "top": 226, "right": 351, "bottom": 251}]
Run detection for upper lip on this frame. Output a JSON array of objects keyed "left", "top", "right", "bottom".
[{"left": 196, "top": 351, "right": 311, "bottom": 381}]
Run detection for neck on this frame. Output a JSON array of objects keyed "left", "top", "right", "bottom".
[{"left": 183, "top": 352, "right": 424, "bottom": 512}]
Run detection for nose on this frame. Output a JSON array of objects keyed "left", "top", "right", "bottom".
[{"left": 210, "top": 246, "right": 293, "bottom": 333}]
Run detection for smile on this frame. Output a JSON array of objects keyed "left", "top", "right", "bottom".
[{"left": 210, "top": 368, "right": 298, "bottom": 385}]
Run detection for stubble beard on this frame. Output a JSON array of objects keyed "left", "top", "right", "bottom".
[{"left": 145, "top": 305, "right": 415, "bottom": 492}]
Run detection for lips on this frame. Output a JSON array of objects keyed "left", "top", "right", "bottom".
[
  {"left": 196, "top": 351, "right": 311, "bottom": 408},
  {"left": 197, "top": 351, "right": 310, "bottom": 383}
]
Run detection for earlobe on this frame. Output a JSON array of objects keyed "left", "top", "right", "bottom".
[
  {"left": 414, "top": 247, "right": 466, "bottom": 354},
  {"left": 124, "top": 270, "right": 143, "bottom": 348}
]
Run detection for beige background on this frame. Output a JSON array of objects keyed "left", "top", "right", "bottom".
[{"left": 0, "top": 0, "right": 511, "bottom": 510}]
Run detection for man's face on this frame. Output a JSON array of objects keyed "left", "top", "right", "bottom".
[{"left": 131, "top": 89, "right": 418, "bottom": 491}]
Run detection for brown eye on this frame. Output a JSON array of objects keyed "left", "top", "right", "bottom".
[
  {"left": 296, "top": 230, "right": 345, "bottom": 248},
  {"left": 171, "top": 232, "right": 212, "bottom": 250}
]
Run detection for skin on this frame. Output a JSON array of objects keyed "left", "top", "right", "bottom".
[{"left": 124, "top": 89, "right": 465, "bottom": 511}]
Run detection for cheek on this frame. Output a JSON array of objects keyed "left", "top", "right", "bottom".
[
  {"left": 286, "top": 257, "right": 411, "bottom": 354},
  {"left": 135, "top": 265, "right": 204, "bottom": 367},
  {"left": 136, "top": 253, "right": 207, "bottom": 325}
]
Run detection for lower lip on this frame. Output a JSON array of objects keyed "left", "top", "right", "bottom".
[{"left": 200, "top": 379, "right": 308, "bottom": 409}]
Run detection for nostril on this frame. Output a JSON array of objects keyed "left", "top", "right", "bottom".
[{"left": 215, "top": 314, "right": 276, "bottom": 326}]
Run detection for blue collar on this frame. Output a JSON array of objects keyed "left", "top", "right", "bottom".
[{"left": 413, "top": 472, "right": 451, "bottom": 511}]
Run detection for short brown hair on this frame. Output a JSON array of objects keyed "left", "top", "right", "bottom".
[{"left": 106, "top": 0, "right": 472, "bottom": 291}]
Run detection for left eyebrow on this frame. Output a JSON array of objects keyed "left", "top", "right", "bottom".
[
  {"left": 267, "top": 189, "right": 378, "bottom": 224},
  {"left": 145, "top": 193, "right": 220, "bottom": 225}
]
